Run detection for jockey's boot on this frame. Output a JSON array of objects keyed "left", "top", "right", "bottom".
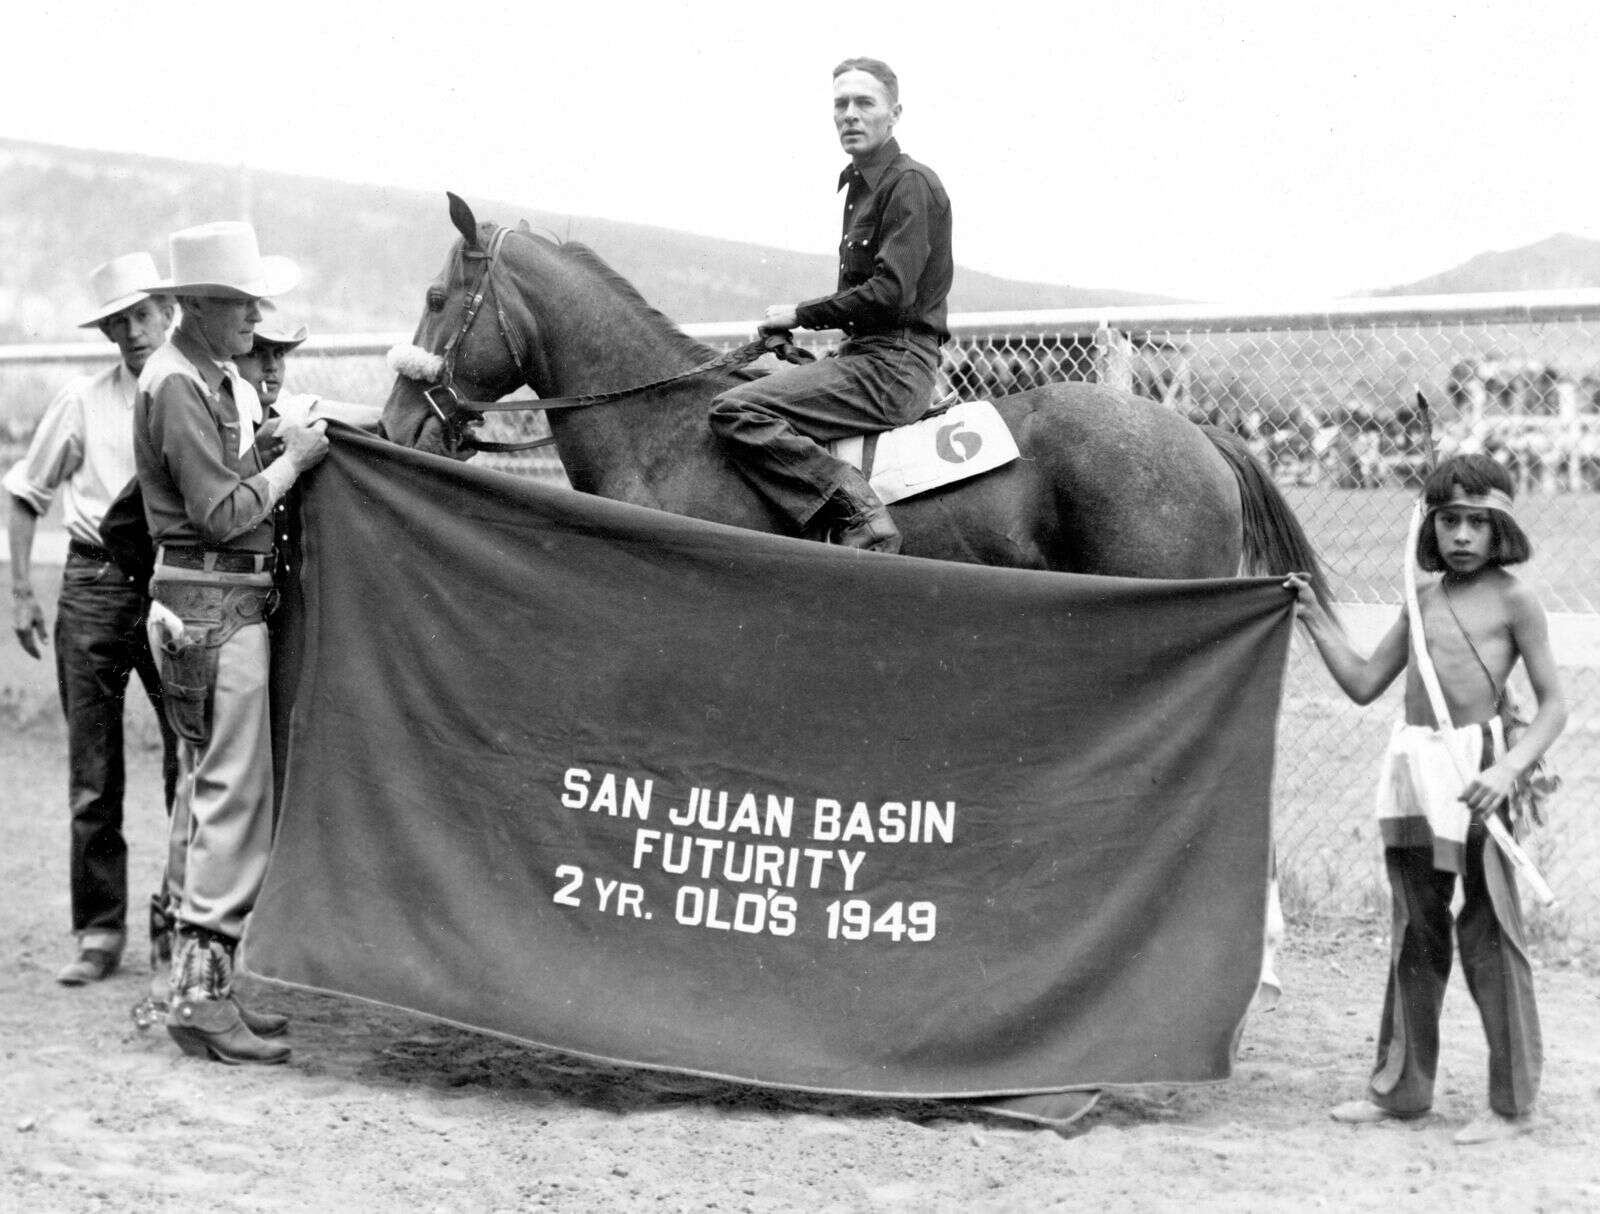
[
  {"left": 165, "top": 927, "right": 290, "bottom": 1066},
  {"left": 827, "top": 469, "right": 901, "bottom": 554}
]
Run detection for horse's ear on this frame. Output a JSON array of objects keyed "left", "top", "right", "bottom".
[
  {"left": 517, "top": 219, "right": 532, "bottom": 234},
  {"left": 446, "top": 192, "right": 479, "bottom": 249}
]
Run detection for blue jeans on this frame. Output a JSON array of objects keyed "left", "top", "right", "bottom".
[{"left": 54, "top": 552, "right": 179, "bottom": 937}]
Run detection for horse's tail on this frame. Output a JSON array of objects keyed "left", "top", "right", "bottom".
[{"left": 1203, "top": 425, "right": 1338, "bottom": 617}]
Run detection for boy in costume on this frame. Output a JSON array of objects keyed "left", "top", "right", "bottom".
[{"left": 1285, "top": 453, "right": 1566, "bottom": 1144}]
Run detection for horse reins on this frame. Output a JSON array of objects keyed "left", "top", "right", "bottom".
[{"left": 404, "top": 225, "right": 810, "bottom": 454}]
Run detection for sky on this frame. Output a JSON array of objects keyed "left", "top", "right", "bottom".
[{"left": 5, "top": 0, "right": 1600, "bottom": 302}]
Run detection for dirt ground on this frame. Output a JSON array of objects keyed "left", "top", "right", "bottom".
[{"left": 2, "top": 615, "right": 1600, "bottom": 1211}]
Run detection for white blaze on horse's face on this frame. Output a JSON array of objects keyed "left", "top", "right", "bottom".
[{"left": 832, "top": 69, "right": 899, "bottom": 161}]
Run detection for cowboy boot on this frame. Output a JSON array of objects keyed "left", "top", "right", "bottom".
[
  {"left": 165, "top": 928, "right": 290, "bottom": 1066},
  {"left": 131, "top": 895, "right": 174, "bottom": 1029},
  {"left": 827, "top": 469, "right": 901, "bottom": 554},
  {"left": 129, "top": 902, "right": 274, "bottom": 1034}
]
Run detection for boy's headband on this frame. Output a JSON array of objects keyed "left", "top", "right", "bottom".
[{"left": 1428, "top": 486, "right": 1516, "bottom": 519}]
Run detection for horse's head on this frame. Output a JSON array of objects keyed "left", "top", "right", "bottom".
[{"left": 381, "top": 193, "right": 535, "bottom": 458}]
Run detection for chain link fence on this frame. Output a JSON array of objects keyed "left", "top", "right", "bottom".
[{"left": 5, "top": 290, "right": 1599, "bottom": 937}]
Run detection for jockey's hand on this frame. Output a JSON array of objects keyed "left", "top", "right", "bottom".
[
  {"left": 1460, "top": 763, "right": 1517, "bottom": 820},
  {"left": 12, "top": 584, "right": 47, "bottom": 659},
  {"left": 757, "top": 305, "right": 800, "bottom": 337}
]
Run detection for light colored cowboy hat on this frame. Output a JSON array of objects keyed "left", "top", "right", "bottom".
[
  {"left": 143, "top": 221, "right": 300, "bottom": 299},
  {"left": 77, "top": 252, "right": 164, "bottom": 328},
  {"left": 252, "top": 299, "right": 309, "bottom": 349}
]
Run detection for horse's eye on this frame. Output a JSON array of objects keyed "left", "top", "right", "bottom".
[{"left": 426, "top": 285, "right": 446, "bottom": 312}]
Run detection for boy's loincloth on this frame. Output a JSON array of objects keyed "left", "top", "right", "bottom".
[{"left": 1374, "top": 717, "right": 1504, "bottom": 873}]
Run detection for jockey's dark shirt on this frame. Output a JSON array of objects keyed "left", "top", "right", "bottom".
[{"left": 794, "top": 137, "right": 952, "bottom": 344}]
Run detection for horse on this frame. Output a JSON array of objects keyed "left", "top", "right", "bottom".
[{"left": 381, "top": 194, "right": 1331, "bottom": 601}]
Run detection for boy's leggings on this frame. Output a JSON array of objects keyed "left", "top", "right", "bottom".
[{"left": 1368, "top": 825, "right": 1542, "bottom": 1117}]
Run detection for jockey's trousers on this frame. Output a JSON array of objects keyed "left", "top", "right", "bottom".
[{"left": 708, "top": 331, "right": 940, "bottom": 528}]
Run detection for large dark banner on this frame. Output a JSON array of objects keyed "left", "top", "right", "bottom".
[{"left": 247, "top": 429, "right": 1293, "bottom": 1099}]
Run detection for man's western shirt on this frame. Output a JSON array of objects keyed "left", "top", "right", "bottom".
[
  {"left": 134, "top": 326, "right": 296, "bottom": 553},
  {"left": 794, "top": 137, "right": 952, "bottom": 343}
]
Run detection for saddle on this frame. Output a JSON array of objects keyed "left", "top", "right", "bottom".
[{"left": 827, "top": 397, "right": 1020, "bottom": 505}]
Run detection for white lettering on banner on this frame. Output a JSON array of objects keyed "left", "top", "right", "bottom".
[
  {"left": 561, "top": 768, "right": 960, "bottom": 846},
  {"left": 675, "top": 886, "right": 798, "bottom": 936},
  {"left": 550, "top": 767, "right": 959, "bottom": 943},
  {"left": 631, "top": 829, "right": 865, "bottom": 891},
  {"left": 561, "top": 767, "right": 653, "bottom": 818},
  {"left": 811, "top": 799, "right": 955, "bottom": 844},
  {"left": 825, "top": 899, "right": 937, "bottom": 941},
  {"left": 551, "top": 865, "right": 650, "bottom": 919},
  {"left": 666, "top": 788, "right": 795, "bottom": 837}
]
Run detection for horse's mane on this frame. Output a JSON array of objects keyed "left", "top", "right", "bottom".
[{"left": 554, "top": 241, "right": 723, "bottom": 366}]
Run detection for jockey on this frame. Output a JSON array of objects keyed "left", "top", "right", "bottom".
[{"left": 708, "top": 57, "right": 952, "bottom": 555}]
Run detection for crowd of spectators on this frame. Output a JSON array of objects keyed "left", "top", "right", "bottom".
[
  {"left": 937, "top": 340, "right": 1600, "bottom": 494},
  {"left": 1214, "top": 408, "right": 1600, "bottom": 493}
]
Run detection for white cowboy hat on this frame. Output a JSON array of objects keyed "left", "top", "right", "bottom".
[
  {"left": 77, "top": 252, "right": 163, "bottom": 328},
  {"left": 252, "top": 299, "right": 309, "bottom": 349},
  {"left": 144, "top": 221, "right": 300, "bottom": 299}
]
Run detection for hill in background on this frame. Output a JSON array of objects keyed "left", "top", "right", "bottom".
[
  {"left": 1373, "top": 232, "right": 1600, "bottom": 296},
  {"left": 0, "top": 138, "right": 1167, "bottom": 343},
  {"left": 8, "top": 137, "right": 1595, "bottom": 346}
]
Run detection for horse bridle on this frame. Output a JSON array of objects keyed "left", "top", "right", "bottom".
[
  {"left": 417, "top": 226, "right": 545, "bottom": 452},
  {"left": 400, "top": 225, "right": 812, "bottom": 454}
]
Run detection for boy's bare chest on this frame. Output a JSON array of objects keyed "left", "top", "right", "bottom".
[{"left": 1416, "top": 580, "right": 1514, "bottom": 696}]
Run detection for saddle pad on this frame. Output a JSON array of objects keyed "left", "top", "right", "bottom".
[{"left": 829, "top": 399, "right": 1020, "bottom": 505}]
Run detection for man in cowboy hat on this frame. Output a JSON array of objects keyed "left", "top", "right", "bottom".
[
  {"left": 134, "top": 220, "right": 328, "bottom": 1065},
  {"left": 106, "top": 303, "right": 376, "bottom": 1032},
  {"left": 234, "top": 302, "right": 382, "bottom": 431},
  {"left": 5, "top": 253, "right": 181, "bottom": 987},
  {"left": 231, "top": 305, "right": 307, "bottom": 417}
]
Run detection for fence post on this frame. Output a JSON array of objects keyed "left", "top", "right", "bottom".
[{"left": 1094, "top": 323, "right": 1133, "bottom": 392}]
